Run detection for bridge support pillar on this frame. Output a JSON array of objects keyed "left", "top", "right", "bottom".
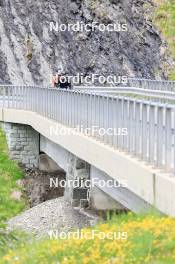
[
  {"left": 64, "top": 153, "right": 90, "bottom": 207},
  {"left": 1, "top": 122, "right": 39, "bottom": 168},
  {"left": 39, "top": 135, "right": 127, "bottom": 211},
  {"left": 64, "top": 153, "right": 125, "bottom": 210}
]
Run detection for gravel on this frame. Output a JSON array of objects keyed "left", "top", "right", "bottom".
[{"left": 7, "top": 197, "right": 99, "bottom": 239}]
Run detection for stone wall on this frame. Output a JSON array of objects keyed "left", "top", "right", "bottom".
[{"left": 1, "top": 122, "right": 39, "bottom": 168}]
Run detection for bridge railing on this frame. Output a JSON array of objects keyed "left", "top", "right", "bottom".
[
  {"left": 126, "top": 78, "right": 175, "bottom": 91},
  {"left": 75, "top": 86, "right": 175, "bottom": 103},
  {"left": 1, "top": 85, "right": 175, "bottom": 174},
  {"left": 74, "top": 78, "right": 175, "bottom": 91}
]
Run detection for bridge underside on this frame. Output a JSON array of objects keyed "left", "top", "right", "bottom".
[{"left": 40, "top": 135, "right": 152, "bottom": 212}]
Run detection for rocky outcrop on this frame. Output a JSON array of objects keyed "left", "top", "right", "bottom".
[{"left": 0, "top": 0, "right": 169, "bottom": 85}]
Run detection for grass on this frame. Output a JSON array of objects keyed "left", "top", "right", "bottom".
[
  {"left": 153, "top": 0, "right": 175, "bottom": 79},
  {"left": 0, "top": 127, "right": 27, "bottom": 258},
  {"left": 0, "top": 128, "right": 26, "bottom": 223},
  {"left": 2, "top": 212, "right": 175, "bottom": 264}
]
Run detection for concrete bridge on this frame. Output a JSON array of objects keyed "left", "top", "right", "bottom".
[{"left": 1, "top": 81, "right": 175, "bottom": 216}]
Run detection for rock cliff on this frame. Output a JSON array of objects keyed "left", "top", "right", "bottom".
[{"left": 0, "top": 0, "right": 169, "bottom": 85}]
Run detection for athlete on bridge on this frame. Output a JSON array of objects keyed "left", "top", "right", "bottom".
[{"left": 51, "top": 69, "right": 72, "bottom": 90}]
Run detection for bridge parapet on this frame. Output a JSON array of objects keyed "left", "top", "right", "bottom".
[
  {"left": 127, "top": 78, "right": 175, "bottom": 91},
  {"left": 0, "top": 85, "right": 174, "bottom": 175}
]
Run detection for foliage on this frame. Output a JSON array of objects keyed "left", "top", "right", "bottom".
[
  {"left": 154, "top": 0, "right": 175, "bottom": 80},
  {"left": 0, "top": 128, "right": 27, "bottom": 258},
  {"left": 2, "top": 212, "right": 175, "bottom": 264}
]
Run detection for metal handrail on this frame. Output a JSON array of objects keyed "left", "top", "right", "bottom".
[{"left": 0, "top": 85, "right": 175, "bottom": 175}]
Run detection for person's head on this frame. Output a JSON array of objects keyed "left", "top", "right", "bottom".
[
  {"left": 60, "top": 70, "right": 68, "bottom": 77},
  {"left": 53, "top": 67, "right": 61, "bottom": 75},
  {"left": 57, "top": 70, "right": 62, "bottom": 76}
]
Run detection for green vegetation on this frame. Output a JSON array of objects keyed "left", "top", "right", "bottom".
[
  {"left": 0, "top": 127, "right": 27, "bottom": 258},
  {"left": 154, "top": 0, "right": 175, "bottom": 80},
  {"left": 2, "top": 212, "right": 175, "bottom": 264},
  {"left": 0, "top": 128, "right": 26, "bottom": 222}
]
